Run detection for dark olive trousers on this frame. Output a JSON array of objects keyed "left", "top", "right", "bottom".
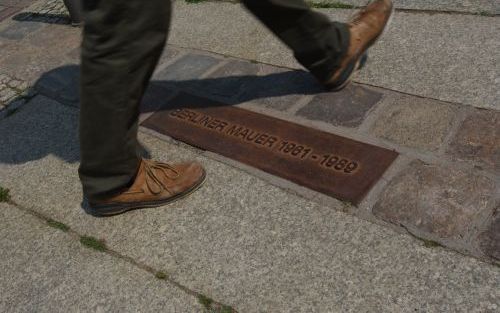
[{"left": 79, "top": 0, "right": 349, "bottom": 201}]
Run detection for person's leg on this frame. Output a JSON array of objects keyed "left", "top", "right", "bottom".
[
  {"left": 242, "top": 0, "right": 393, "bottom": 89},
  {"left": 79, "top": 0, "right": 171, "bottom": 201},
  {"left": 242, "top": 0, "right": 350, "bottom": 83}
]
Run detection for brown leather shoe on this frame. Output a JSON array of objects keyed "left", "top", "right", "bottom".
[
  {"left": 325, "top": 0, "right": 394, "bottom": 91},
  {"left": 85, "top": 159, "right": 206, "bottom": 217}
]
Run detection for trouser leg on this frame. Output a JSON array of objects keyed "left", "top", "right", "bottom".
[
  {"left": 242, "top": 0, "right": 350, "bottom": 82},
  {"left": 79, "top": 0, "right": 171, "bottom": 201}
]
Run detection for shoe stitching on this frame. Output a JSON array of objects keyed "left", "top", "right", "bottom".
[{"left": 143, "top": 160, "right": 180, "bottom": 195}]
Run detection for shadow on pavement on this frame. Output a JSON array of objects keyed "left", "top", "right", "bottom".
[
  {"left": 12, "top": 12, "right": 70, "bottom": 25},
  {"left": 0, "top": 64, "right": 326, "bottom": 166}
]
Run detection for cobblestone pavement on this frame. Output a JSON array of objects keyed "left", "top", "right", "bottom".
[
  {"left": 0, "top": 73, "right": 28, "bottom": 109},
  {"left": 0, "top": 0, "right": 498, "bottom": 312}
]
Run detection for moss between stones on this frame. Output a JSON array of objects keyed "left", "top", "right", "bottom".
[
  {"left": 308, "top": 1, "right": 354, "bottom": 9},
  {"left": 155, "top": 271, "right": 168, "bottom": 280},
  {"left": 198, "top": 294, "right": 214, "bottom": 309},
  {"left": 219, "top": 305, "right": 234, "bottom": 313},
  {"left": 80, "top": 236, "right": 107, "bottom": 252},
  {"left": 47, "top": 219, "right": 70, "bottom": 232},
  {"left": 0, "top": 187, "right": 11, "bottom": 202},
  {"left": 185, "top": 0, "right": 210, "bottom": 4},
  {"left": 422, "top": 238, "right": 441, "bottom": 248}
]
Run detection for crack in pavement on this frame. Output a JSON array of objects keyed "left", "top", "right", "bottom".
[{"left": 6, "top": 199, "right": 238, "bottom": 313}]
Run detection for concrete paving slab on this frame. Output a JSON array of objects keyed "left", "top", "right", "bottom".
[
  {"left": 320, "top": 0, "right": 499, "bottom": 14},
  {"left": 168, "top": 2, "right": 499, "bottom": 110},
  {"left": 1, "top": 96, "right": 499, "bottom": 312},
  {"left": 0, "top": 203, "right": 204, "bottom": 312}
]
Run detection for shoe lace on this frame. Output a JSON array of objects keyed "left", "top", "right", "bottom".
[{"left": 143, "top": 160, "right": 180, "bottom": 195}]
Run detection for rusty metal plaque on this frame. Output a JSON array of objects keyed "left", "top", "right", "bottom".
[{"left": 142, "top": 92, "right": 398, "bottom": 204}]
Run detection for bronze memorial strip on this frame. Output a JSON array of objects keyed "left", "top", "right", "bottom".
[{"left": 142, "top": 92, "right": 398, "bottom": 204}]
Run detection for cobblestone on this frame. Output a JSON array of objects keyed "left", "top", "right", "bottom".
[
  {"left": 239, "top": 65, "right": 322, "bottom": 111},
  {"left": 155, "top": 53, "right": 221, "bottom": 85},
  {"left": 297, "top": 84, "right": 383, "bottom": 128},
  {"left": 0, "top": 73, "right": 28, "bottom": 109},
  {"left": 371, "top": 93, "right": 457, "bottom": 151},
  {"left": 447, "top": 109, "right": 500, "bottom": 171},
  {"left": 202, "top": 60, "right": 260, "bottom": 99},
  {"left": 14, "top": 0, "right": 69, "bottom": 24},
  {"left": 373, "top": 160, "right": 496, "bottom": 241},
  {"left": 0, "top": 20, "right": 42, "bottom": 40}
]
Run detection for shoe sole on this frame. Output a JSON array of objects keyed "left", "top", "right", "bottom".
[
  {"left": 84, "top": 171, "right": 207, "bottom": 217},
  {"left": 328, "top": 53, "right": 368, "bottom": 91},
  {"left": 327, "top": 2, "right": 394, "bottom": 91}
]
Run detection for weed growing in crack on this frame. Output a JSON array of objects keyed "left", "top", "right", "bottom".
[
  {"left": 155, "top": 271, "right": 168, "bottom": 280},
  {"left": 198, "top": 294, "right": 214, "bottom": 310},
  {"left": 80, "top": 236, "right": 107, "bottom": 252},
  {"left": 308, "top": 1, "right": 354, "bottom": 9},
  {"left": 0, "top": 187, "right": 11, "bottom": 202},
  {"left": 185, "top": 0, "right": 209, "bottom": 4},
  {"left": 422, "top": 239, "right": 441, "bottom": 248},
  {"left": 478, "top": 10, "right": 492, "bottom": 16},
  {"left": 219, "top": 305, "right": 234, "bottom": 313},
  {"left": 47, "top": 219, "right": 70, "bottom": 232}
]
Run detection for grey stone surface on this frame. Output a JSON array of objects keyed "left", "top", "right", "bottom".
[
  {"left": 202, "top": 60, "right": 260, "bottom": 99},
  {"left": 373, "top": 160, "right": 496, "bottom": 240},
  {"left": 28, "top": 23, "right": 80, "bottom": 50},
  {"left": 318, "top": 0, "right": 499, "bottom": 14},
  {"left": 1, "top": 96, "right": 499, "bottom": 312},
  {"left": 0, "top": 20, "right": 42, "bottom": 40},
  {"left": 141, "top": 82, "right": 176, "bottom": 114},
  {"left": 371, "top": 92, "right": 457, "bottom": 151},
  {"left": 0, "top": 203, "right": 204, "bottom": 312},
  {"left": 238, "top": 65, "right": 322, "bottom": 111},
  {"left": 168, "top": 2, "right": 500, "bottom": 110},
  {"left": 0, "top": 0, "right": 35, "bottom": 8},
  {"left": 0, "top": 72, "right": 27, "bottom": 107},
  {"left": 447, "top": 109, "right": 500, "bottom": 171},
  {"left": 353, "top": 12, "right": 500, "bottom": 110},
  {"left": 0, "top": 40, "right": 73, "bottom": 82},
  {"left": 157, "top": 45, "right": 184, "bottom": 68},
  {"left": 479, "top": 208, "right": 500, "bottom": 260},
  {"left": 296, "top": 83, "right": 383, "bottom": 127},
  {"left": 155, "top": 53, "right": 221, "bottom": 82},
  {"left": 0, "top": 6, "right": 18, "bottom": 22},
  {"left": 34, "top": 64, "right": 79, "bottom": 107},
  {"left": 28, "top": 0, "right": 68, "bottom": 16}
]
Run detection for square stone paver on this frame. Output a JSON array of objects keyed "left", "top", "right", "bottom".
[
  {"left": 0, "top": 20, "right": 43, "bottom": 40},
  {"left": 154, "top": 53, "right": 221, "bottom": 83},
  {"left": 371, "top": 93, "right": 457, "bottom": 151},
  {"left": 447, "top": 109, "right": 500, "bottom": 171},
  {"left": 201, "top": 60, "right": 259, "bottom": 99},
  {"left": 28, "top": 23, "right": 81, "bottom": 51},
  {"left": 373, "top": 160, "right": 496, "bottom": 240},
  {"left": 238, "top": 65, "right": 322, "bottom": 111},
  {"left": 34, "top": 64, "right": 80, "bottom": 107},
  {"left": 296, "top": 84, "right": 383, "bottom": 128}
]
